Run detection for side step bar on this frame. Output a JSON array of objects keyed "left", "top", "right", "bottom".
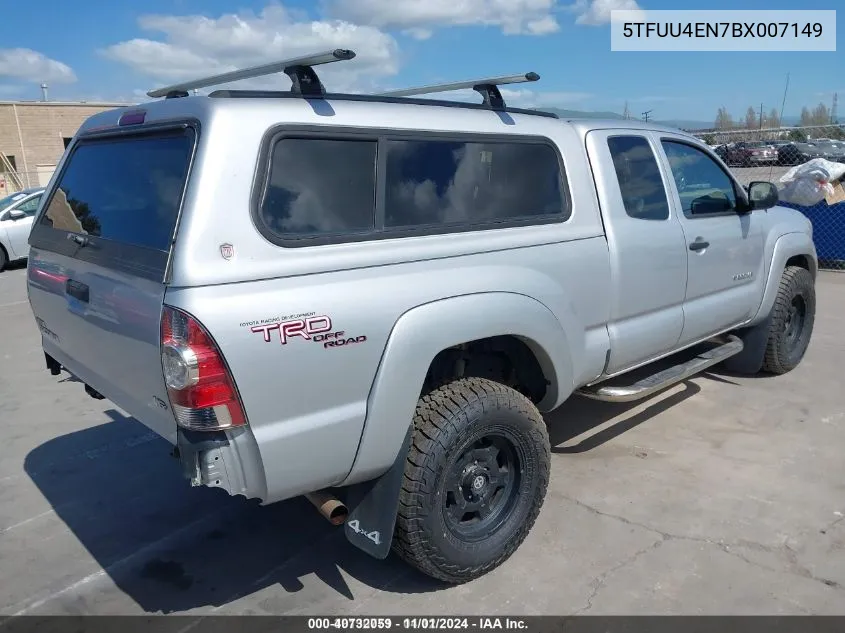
[{"left": 577, "top": 335, "right": 744, "bottom": 403}]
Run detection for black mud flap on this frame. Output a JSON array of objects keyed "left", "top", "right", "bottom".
[
  {"left": 721, "top": 313, "right": 772, "bottom": 375},
  {"left": 342, "top": 425, "right": 412, "bottom": 560}
]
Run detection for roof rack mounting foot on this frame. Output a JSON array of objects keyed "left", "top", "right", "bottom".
[
  {"left": 474, "top": 84, "right": 505, "bottom": 110},
  {"left": 284, "top": 65, "right": 325, "bottom": 97}
]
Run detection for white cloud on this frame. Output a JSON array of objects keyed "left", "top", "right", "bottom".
[
  {"left": 324, "top": 0, "right": 560, "bottom": 36},
  {"left": 568, "top": 0, "right": 645, "bottom": 26},
  {"left": 0, "top": 48, "right": 76, "bottom": 84},
  {"left": 101, "top": 4, "right": 400, "bottom": 94},
  {"left": 403, "top": 28, "right": 434, "bottom": 41},
  {"left": 500, "top": 88, "right": 593, "bottom": 107}
]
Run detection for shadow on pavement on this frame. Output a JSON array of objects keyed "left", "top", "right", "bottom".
[
  {"left": 24, "top": 371, "right": 712, "bottom": 613},
  {"left": 3, "top": 260, "right": 28, "bottom": 272},
  {"left": 23, "top": 410, "right": 443, "bottom": 614},
  {"left": 545, "top": 381, "right": 701, "bottom": 453}
]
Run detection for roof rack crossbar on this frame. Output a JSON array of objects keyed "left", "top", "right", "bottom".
[
  {"left": 375, "top": 72, "right": 540, "bottom": 110},
  {"left": 146, "top": 49, "right": 356, "bottom": 99}
]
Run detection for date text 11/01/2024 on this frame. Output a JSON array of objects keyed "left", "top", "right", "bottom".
[{"left": 307, "top": 618, "right": 529, "bottom": 630}]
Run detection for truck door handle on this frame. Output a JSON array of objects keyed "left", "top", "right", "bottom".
[
  {"left": 66, "top": 279, "right": 90, "bottom": 303},
  {"left": 689, "top": 238, "right": 710, "bottom": 252}
]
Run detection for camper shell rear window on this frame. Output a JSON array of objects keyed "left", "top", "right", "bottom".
[{"left": 38, "top": 127, "right": 196, "bottom": 253}]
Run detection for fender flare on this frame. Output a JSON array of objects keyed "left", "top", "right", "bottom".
[
  {"left": 749, "top": 231, "right": 818, "bottom": 326},
  {"left": 339, "top": 292, "right": 575, "bottom": 487},
  {"left": 724, "top": 231, "right": 817, "bottom": 375}
]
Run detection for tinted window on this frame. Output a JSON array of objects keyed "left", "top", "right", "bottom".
[
  {"left": 17, "top": 194, "right": 43, "bottom": 215},
  {"left": 384, "top": 139, "right": 567, "bottom": 228},
  {"left": 260, "top": 138, "right": 377, "bottom": 237},
  {"left": 39, "top": 129, "right": 194, "bottom": 251},
  {"left": 0, "top": 191, "right": 30, "bottom": 210},
  {"left": 661, "top": 141, "right": 738, "bottom": 217},
  {"left": 607, "top": 136, "right": 670, "bottom": 221}
]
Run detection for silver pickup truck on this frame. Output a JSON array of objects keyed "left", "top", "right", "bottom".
[{"left": 26, "top": 50, "right": 817, "bottom": 585}]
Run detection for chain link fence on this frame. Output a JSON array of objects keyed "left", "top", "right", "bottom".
[{"left": 691, "top": 124, "right": 845, "bottom": 270}]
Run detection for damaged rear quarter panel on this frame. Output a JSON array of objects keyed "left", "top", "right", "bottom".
[{"left": 163, "top": 236, "right": 608, "bottom": 505}]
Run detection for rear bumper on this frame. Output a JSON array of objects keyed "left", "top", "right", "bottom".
[
  {"left": 42, "top": 337, "right": 178, "bottom": 445},
  {"left": 176, "top": 426, "right": 268, "bottom": 501},
  {"left": 42, "top": 343, "right": 269, "bottom": 503}
]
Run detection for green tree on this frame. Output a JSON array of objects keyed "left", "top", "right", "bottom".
[
  {"left": 829, "top": 127, "right": 845, "bottom": 140},
  {"left": 788, "top": 129, "right": 808, "bottom": 142}
]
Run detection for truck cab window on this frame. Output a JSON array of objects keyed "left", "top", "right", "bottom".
[
  {"left": 661, "top": 141, "right": 738, "bottom": 218},
  {"left": 607, "top": 136, "right": 670, "bottom": 221}
]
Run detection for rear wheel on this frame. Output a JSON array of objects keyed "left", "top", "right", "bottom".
[
  {"left": 392, "top": 377, "right": 550, "bottom": 584},
  {"left": 762, "top": 266, "right": 815, "bottom": 374}
]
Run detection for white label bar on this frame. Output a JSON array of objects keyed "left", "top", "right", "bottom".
[{"left": 611, "top": 10, "right": 836, "bottom": 52}]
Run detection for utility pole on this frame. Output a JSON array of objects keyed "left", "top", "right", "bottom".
[
  {"left": 832, "top": 92, "right": 838, "bottom": 124},
  {"left": 759, "top": 103, "right": 764, "bottom": 130},
  {"left": 642, "top": 109, "right": 652, "bottom": 122},
  {"left": 623, "top": 101, "right": 630, "bottom": 120}
]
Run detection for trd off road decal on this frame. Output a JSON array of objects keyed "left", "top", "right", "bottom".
[{"left": 245, "top": 314, "right": 366, "bottom": 350}]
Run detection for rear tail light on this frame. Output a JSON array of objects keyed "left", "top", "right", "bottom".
[{"left": 160, "top": 306, "right": 247, "bottom": 431}]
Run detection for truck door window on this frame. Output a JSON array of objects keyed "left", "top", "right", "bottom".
[
  {"left": 607, "top": 136, "right": 670, "bottom": 221},
  {"left": 661, "top": 140, "right": 738, "bottom": 218}
]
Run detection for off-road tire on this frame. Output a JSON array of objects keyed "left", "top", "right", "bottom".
[
  {"left": 392, "top": 377, "right": 550, "bottom": 584},
  {"left": 762, "top": 265, "right": 815, "bottom": 375}
]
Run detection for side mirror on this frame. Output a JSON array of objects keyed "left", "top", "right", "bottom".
[
  {"left": 747, "top": 181, "right": 778, "bottom": 211},
  {"left": 8, "top": 209, "right": 26, "bottom": 221}
]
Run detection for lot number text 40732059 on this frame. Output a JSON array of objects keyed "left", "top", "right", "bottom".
[{"left": 307, "top": 617, "right": 529, "bottom": 630}]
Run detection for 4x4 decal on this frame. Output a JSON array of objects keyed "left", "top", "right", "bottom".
[{"left": 249, "top": 314, "right": 366, "bottom": 349}]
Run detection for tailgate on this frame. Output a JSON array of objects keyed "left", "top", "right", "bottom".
[{"left": 26, "top": 123, "right": 197, "bottom": 444}]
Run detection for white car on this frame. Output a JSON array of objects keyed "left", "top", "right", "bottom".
[{"left": 0, "top": 187, "right": 45, "bottom": 271}]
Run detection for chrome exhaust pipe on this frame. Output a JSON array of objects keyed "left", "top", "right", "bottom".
[{"left": 305, "top": 489, "right": 348, "bottom": 526}]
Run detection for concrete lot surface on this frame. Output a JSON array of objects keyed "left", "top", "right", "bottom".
[{"left": 0, "top": 264, "right": 843, "bottom": 617}]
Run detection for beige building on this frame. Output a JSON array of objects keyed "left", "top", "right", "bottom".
[{"left": 0, "top": 100, "right": 130, "bottom": 194}]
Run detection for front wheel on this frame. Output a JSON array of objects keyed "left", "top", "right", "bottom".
[
  {"left": 0, "top": 246, "right": 7, "bottom": 272},
  {"left": 762, "top": 265, "right": 816, "bottom": 374},
  {"left": 392, "top": 377, "right": 550, "bottom": 584}
]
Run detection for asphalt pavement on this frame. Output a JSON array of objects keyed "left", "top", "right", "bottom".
[{"left": 1, "top": 264, "right": 844, "bottom": 617}]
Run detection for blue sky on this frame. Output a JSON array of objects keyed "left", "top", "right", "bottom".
[{"left": 0, "top": 0, "right": 840, "bottom": 123}]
